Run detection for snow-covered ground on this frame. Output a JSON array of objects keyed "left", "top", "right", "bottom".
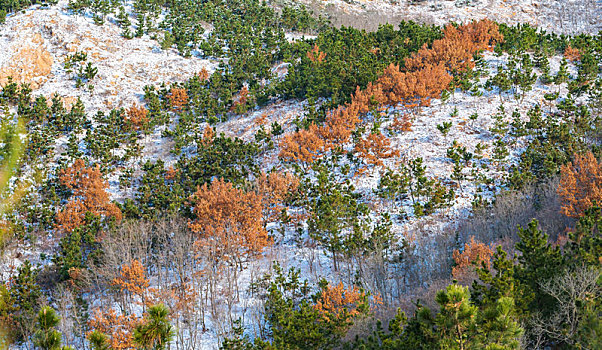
[
  {"left": 0, "top": 1, "right": 217, "bottom": 114},
  {"left": 295, "top": 0, "right": 602, "bottom": 34}
]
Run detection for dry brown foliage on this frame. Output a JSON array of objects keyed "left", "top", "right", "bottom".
[
  {"left": 230, "top": 85, "right": 250, "bottom": 113},
  {"left": 165, "top": 166, "right": 178, "bottom": 181},
  {"left": 88, "top": 309, "right": 141, "bottom": 350},
  {"left": 167, "top": 87, "right": 188, "bottom": 112},
  {"left": 279, "top": 123, "right": 325, "bottom": 165},
  {"left": 564, "top": 45, "right": 581, "bottom": 62},
  {"left": 391, "top": 115, "right": 413, "bottom": 132},
  {"left": 307, "top": 44, "right": 326, "bottom": 64},
  {"left": 198, "top": 67, "right": 210, "bottom": 81},
  {"left": 278, "top": 20, "right": 502, "bottom": 166},
  {"left": 111, "top": 260, "right": 150, "bottom": 299},
  {"left": 255, "top": 171, "right": 299, "bottom": 222},
  {"left": 375, "top": 63, "right": 453, "bottom": 108},
  {"left": 451, "top": 236, "right": 494, "bottom": 280},
  {"left": 314, "top": 282, "right": 366, "bottom": 326},
  {"left": 55, "top": 159, "right": 122, "bottom": 233},
  {"left": 319, "top": 105, "right": 362, "bottom": 146},
  {"left": 354, "top": 132, "right": 400, "bottom": 169},
  {"left": 126, "top": 104, "right": 149, "bottom": 131},
  {"left": 558, "top": 152, "right": 602, "bottom": 218},
  {"left": 199, "top": 126, "right": 215, "bottom": 147},
  {"left": 190, "top": 178, "right": 271, "bottom": 262},
  {"left": 254, "top": 113, "right": 269, "bottom": 126},
  {"left": 405, "top": 19, "right": 503, "bottom": 73}
]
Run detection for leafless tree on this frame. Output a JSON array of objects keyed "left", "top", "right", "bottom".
[{"left": 529, "top": 266, "right": 601, "bottom": 349}]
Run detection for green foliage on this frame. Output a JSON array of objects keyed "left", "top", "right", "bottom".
[
  {"left": 255, "top": 263, "right": 357, "bottom": 350},
  {"left": 562, "top": 206, "right": 602, "bottom": 267},
  {"left": 509, "top": 97, "right": 595, "bottom": 186},
  {"left": 514, "top": 220, "right": 563, "bottom": 315},
  {"left": 435, "top": 283, "right": 478, "bottom": 349},
  {"left": 134, "top": 159, "right": 185, "bottom": 219},
  {"left": 447, "top": 141, "right": 473, "bottom": 191},
  {"left": 1, "top": 260, "right": 42, "bottom": 343},
  {"left": 0, "top": 0, "right": 55, "bottom": 14},
  {"left": 176, "top": 133, "right": 259, "bottom": 193},
  {"left": 133, "top": 304, "right": 175, "bottom": 350},
  {"left": 281, "top": 22, "right": 441, "bottom": 107},
  {"left": 376, "top": 167, "right": 410, "bottom": 202},
  {"left": 308, "top": 168, "right": 369, "bottom": 271},
  {"left": 437, "top": 121, "right": 452, "bottom": 137},
  {"left": 347, "top": 284, "right": 522, "bottom": 350},
  {"left": 52, "top": 214, "right": 102, "bottom": 281},
  {"left": 475, "top": 297, "right": 522, "bottom": 350},
  {"left": 405, "top": 157, "right": 455, "bottom": 217},
  {"left": 32, "top": 306, "right": 63, "bottom": 350},
  {"left": 88, "top": 330, "right": 110, "bottom": 350},
  {"left": 497, "top": 22, "right": 565, "bottom": 54},
  {"left": 508, "top": 53, "right": 536, "bottom": 101}
]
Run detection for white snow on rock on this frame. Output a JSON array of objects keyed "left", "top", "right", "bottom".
[
  {"left": 0, "top": 1, "right": 217, "bottom": 113},
  {"left": 295, "top": 0, "right": 601, "bottom": 34}
]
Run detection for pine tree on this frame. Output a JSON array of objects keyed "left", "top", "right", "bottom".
[
  {"left": 55, "top": 159, "right": 122, "bottom": 232},
  {"left": 557, "top": 152, "right": 602, "bottom": 218},
  {"left": 53, "top": 228, "right": 83, "bottom": 280},
  {"left": 88, "top": 330, "right": 110, "bottom": 350},
  {"left": 308, "top": 178, "right": 363, "bottom": 271},
  {"left": 475, "top": 297, "right": 523, "bottom": 350},
  {"left": 435, "top": 283, "right": 478, "bottom": 350},
  {"left": 554, "top": 58, "right": 570, "bottom": 93},
  {"left": 490, "top": 66, "right": 512, "bottom": 102},
  {"left": 514, "top": 220, "right": 562, "bottom": 316},
  {"left": 32, "top": 307, "right": 67, "bottom": 350},
  {"left": 116, "top": 6, "right": 132, "bottom": 39},
  {"left": 135, "top": 13, "right": 145, "bottom": 38},
  {"left": 472, "top": 247, "right": 527, "bottom": 315},
  {"left": 10, "top": 260, "right": 42, "bottom": 342},
  {"left": 564, "top": 206, "right": 602, "bottom": 267},
  {"left": 190, "top": 178, "right": 271, "bottom": 265},
  {"left": 133, "top": 304, "right": 174, "bottom": 350}
]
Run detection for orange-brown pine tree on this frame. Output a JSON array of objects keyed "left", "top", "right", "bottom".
[
  {"left": 390, "top": 115, "right": 413, "bottom": 132},
  {"left": 198, "top": 67, "right": 210, "bottom": 81},
  {"left": 314, "top": 282, "right": 368, "bottom": 330},
  {"left": 405, "top": 19, "right": 503, "bottom": 74},
  {"left": 190, "top": 178, "right": 271, "bottom": 263},
  {"left": 126, "top": 104, "right": 149, "bottom": 131},
  {"left": 319, "top": 105, "right": 361, "bottom": 147},
  {"left": 354, "top": 131, "right": 400, "bottom": 170},
  {"left": 255, "top": 171, "right": 299, "bottom": 223},
  {"left": 55, "top": 159, "right": 122, "bottom": 232},
  {"left": 167, "top": 87, "right": 188, "bottom": 112},
  {"left": 307, "top": 44, "right": 326, "bottom": 64},
  {"left": 279, "top": 123, "right": 325, "bottom": 166},
  {"left": 564, "top": 45, "right": 581, "bottom": 62},
  {"left": 558, "top": 152, "right": 602, "bottom": 218},
  {"left": 452, "top": 237, "right": 494, "bottom": 282}
]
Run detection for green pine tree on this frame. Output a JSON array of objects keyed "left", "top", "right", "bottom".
[
  {"left": 475, "top": 297, "right": 523, "bottom": 350},
  {"left": 32, "top": 307, "right": 62, "bottom": 350},
  {"left": 88, "top": 330, "right": 111, "bottom": 350},
  {"left": 514, "top": 220, "right": 562, "bottom": 316},
  {"left": 133, "top": 304, "right": 175, "bottom": 350},
  {"left": 554, "top": 58, "right": 570, "bottom": 93},
  {"left": 11, "top": 260, "right": 42, "bottom": 342},
  {"left": 435, "top": 283, "right": 478, "bottom": 350}
]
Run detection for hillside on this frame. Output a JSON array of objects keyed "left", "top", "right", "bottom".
[{"left": 0, "top": 1, "right": 600, "bottom": 349}]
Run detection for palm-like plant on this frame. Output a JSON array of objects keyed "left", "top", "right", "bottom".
[{"left": 133, "top": 304, "right": 175, "bottom": 350}]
